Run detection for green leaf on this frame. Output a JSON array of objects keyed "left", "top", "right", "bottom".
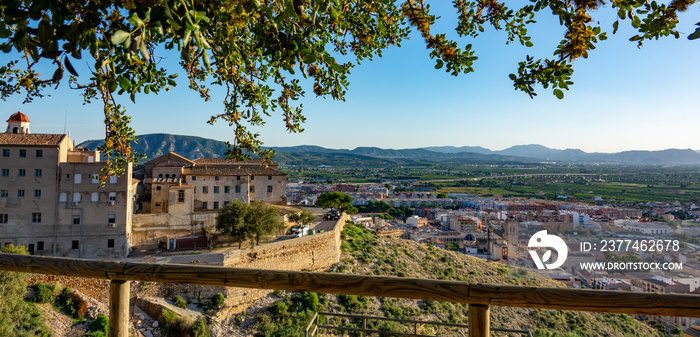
[
  {"left": 509, "top": 73, "right": 517, "bottom": 80},
  {"left": 110, "top": 30, "right": 130, "bottom": 45},
  {"left": 525, "top": 41, "right": 534, "bottom": 47},
  {"left": 553, "top": 89, "right": 564, "bottom": 99},
  {"left": 129, "top": 13, "right": 144, "bottom": 27},
  {"left": 64, "top": 57, "right": 78, "bottom": 76},
  {"left": 38, "top": 20, "right": 52, "bottom": 49},
  {"left": 52, "top": 67, "right": 63, "bottom": 83},
  {"left": 612, "top": 21, "right": 619, "bottom": 34},
  {"left": 118, "top": 76, "right": 131, "bottom": 91},
  {"left": 689, "top": 27, "right": 700, "bottom": 40},
  {"left": 632, "top": 16, "right": 641, "bottom": 28},
  {"left": 435, "top": 59, "right": 444, "bottom": 69}
]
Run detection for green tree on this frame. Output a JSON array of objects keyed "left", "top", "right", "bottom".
[
  {"left": 248, "top": 200, "right": 285, "bottom": 246},
  {"left": 316, "top": 192, "right": 358, "bottom": 214},
  {"left": 287, "top": 208, "right": 316, "bottom": 228},
  {"left": 1, "top": 0, "right": 692, "bottom": 172},
  {"left": 216, "top": 200, "right": 285, "bottom": 247},
  {"left": 216, "top": 200, "right": 252, "bottom": 249}
]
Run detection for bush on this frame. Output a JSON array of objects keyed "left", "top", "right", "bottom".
[
  {"left": 211, "top": 293, "right": 225, "bottom": 308},
  {"left": 174, "top": 295, "right": 187, "bottom": 309},
  {"left": 84, "top": 314, "right": 109, "bottom": 337},
  {"left": 56, "top": 287, "right": 86, "bottom": 319},
  {"left": 30, "top": 283, "right": 54, "bottom": 303},
  {"left": 160, "top": 308, "right": 188, "bottom": 337},
  {"left": 190, "top": 317, "right": 210, "bottom": 337}
]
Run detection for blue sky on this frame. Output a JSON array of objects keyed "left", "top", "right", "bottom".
[{"left": 3, "top": 2, "right": 700, "bottom": 153}]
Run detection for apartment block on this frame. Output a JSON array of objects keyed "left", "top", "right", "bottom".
[{"left": 0, "top": 112, "right": 135, "bottom": 257}]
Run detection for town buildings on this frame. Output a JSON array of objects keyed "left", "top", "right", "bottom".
[
  {"left": 0, "top": 112, "right": 136, "bottom": 257},
  {"left": 0, "top": 112, "right": 288, "bottom": 257}
]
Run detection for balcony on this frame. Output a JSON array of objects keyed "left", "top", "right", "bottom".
[{"left": 0, "top": 254, "right": 699, "bottom": 337}]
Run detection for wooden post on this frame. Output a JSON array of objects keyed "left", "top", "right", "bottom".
[
  {"left": 362, "top": 317, "right": 366, "bottom": 337},
  {"left": 468, "top": 304, "right": 490, "bottom": 337},
  {"left": 109, "top": 280, "right": 130, "bottom": 337}
]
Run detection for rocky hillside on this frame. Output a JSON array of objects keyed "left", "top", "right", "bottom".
[{"left": 251, "top": 223, "right": 661, "bottom": 337}]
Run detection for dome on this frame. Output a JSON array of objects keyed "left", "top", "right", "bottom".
[
  {"left": 464, "top": 233, "right": 476, "bottom": 241},
  {"left": 7, "top": 111, "right": 30, "bottom": 123}
]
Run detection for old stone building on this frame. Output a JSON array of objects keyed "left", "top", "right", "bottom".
[
  {"left": 0, "top": 112, "right": 136, "bottom": 257},
  {"left": 142, "top": 153, "right": 287, "bottom": 214}
]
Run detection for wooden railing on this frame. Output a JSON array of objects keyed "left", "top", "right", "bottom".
[
  {"left": 304, "top": 311, "right": 533, "bottom": 336},
  {"left": 2, "top": 254, "right": 700, "bottom": 337}
]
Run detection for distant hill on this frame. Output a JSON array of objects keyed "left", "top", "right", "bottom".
[{"left": 78, "top": 134, "right": 700, "bottom": 166}]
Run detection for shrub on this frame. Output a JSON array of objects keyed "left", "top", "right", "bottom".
[
  {"left": 190, "top": 317, "right": 210, "bottom": 337},
  {"left": 160, "top": 308, "right": 188, "bottom": 337},
  {"left": 30, "top": 283, "right": 54, "bottom": 303},
  {"left": 174, "top": 295, "right": 187, "bottom": 309},
  {"left": 211, "top": 293, "right": 225, "bottom": 308},
  {"left": 84, "top": 314, "right": 109, "bottom": 337},
  {"left": 56, "top": 287, "right": 86, "bottom": 319}
]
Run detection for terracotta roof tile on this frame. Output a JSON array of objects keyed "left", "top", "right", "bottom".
[
  {"left": 6, "top": 112, "right": 30, "bottom": 122},
  {"left": 193, "top": 158, "right": 270, "bottom": 165},
  {"left": 0, "top": 133, "right": 66, "bottom": 146},
  {"left": 183, "top": 166, "right": 287, "bottom": 176}
]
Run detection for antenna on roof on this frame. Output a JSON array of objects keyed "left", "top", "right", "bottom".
[{"left": 63, "top": 110, "right": 67, "bottom": 135}]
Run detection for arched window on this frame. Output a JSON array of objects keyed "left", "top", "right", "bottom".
[
  {"left": 158, "top": 174, "right": 163, "bottom": 178},
  {"left": 12, "top": 127, "right": 18, "bottom": 133}
]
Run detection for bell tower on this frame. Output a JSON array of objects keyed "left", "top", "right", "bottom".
[{"left": 5, "top": 111, "right": 31, "bottom": 134}]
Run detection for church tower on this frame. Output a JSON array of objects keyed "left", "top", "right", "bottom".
[{"left": 5, "top": 111, "right": 31, "bottom": 134}]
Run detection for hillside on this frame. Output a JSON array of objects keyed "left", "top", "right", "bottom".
[{"left": 252, "top": 223, "right": 661, "bottom": 337}]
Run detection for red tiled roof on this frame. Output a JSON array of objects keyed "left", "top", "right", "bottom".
[
  {"left": 7, "top": 111, "right": 30, "bottom": 122},
  {"left": 193, "top": 158, "right": 272, "bottom": 165},
  {"left": 183, "top": 166, "right": 287, "bottom": 176},
  {"left": 0, "top": 133, "right": 66, "bottom": 146}
]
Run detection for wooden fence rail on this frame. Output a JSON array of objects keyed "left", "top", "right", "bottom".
[{"left": 1, "top": 254, "right": 700, "bottom": 337}]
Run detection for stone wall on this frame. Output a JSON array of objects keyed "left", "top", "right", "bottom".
[{"left": 131, "top": 212, "right": 217, "bottom": 250}]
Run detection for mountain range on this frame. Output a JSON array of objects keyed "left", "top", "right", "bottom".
[{"left": 77, "top": 134, "right": 700, "bottom": 166}]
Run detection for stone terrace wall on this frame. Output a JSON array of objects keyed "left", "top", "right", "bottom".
[{"left": 220, "top": 214, "right": 349, "bottom": 313}]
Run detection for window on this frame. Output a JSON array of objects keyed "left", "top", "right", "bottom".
[
  {"left": 267, "top": 185, "right": 273, "bottom": 193},
  {"left": 19, "top": 149, "right": 26, "bottom": 157},
  {"left": 108, "top": 192, "right": 116, "bottom": 201},
  {"left": 224, "top": 186, "right": 230, "bottom": 193},
  {"left": 34, "top": 189, "right": 41, "bottom": 198},
  {"left": 235, "top": 186, "right": 240, "bottom": 193},
  {"left": 91, "top": 192, "right": 99, "bottom": 202},
  {"left": 251, "top": 175, "right": 255, "bottom": 180},
  {"left": 92, "top": 174, "right": 99, "bottom": 183},
  {"left": 0, "top": 190, "right": 7, "bottom": 197},
  {"left": 268, "top": 175, "right": 272, "bottom": 180},
  {"left": 37, "top": 241, "right": 44, "bottom": 250},
  {"left": 213, "top": 186, "right": 219, "bottom": 194},
  {"left": 72, "top": 216, "right": 81, "bottom": 225},
  {"left": 35, "top": 169, "right": 42, "bottom": 177},
  {"left": 2, "top": 149, "right": 8, "bottom": 157},
  {"left": 74, "top": 174, "right": 82, "bottom": 184},
  {"left": 215, "top": 176, "right": 220, "bottom": 181},
  {"left": 32, "top": 213, "right": 41, "bottom": 223},
  {"left": 72, "top": 240, "right": 79, "bottom": 249},
  {"left": 18, "top": 190, "right": 24, "bottom": 197},
  {"left": 250, "top": 186, "right": 255, "bottom": 193},
  {"left": 109, "top": 176, "right": 117, "bottom": 184},
  {"left": 202, "top": 202, "right": 208, "bottom": 210},
  {"left": 18, "top": 169, "right": 25, "bottom": 177},
  {"left": 224, "top": 201, "right": 229, "bottom": 207},
  {"left": 236, "top": 176, "right": 240, "bottom": 180},
  {"left": 213, "top": 202, "right": 219, "bottom": 210},
  {"left": 156, "top": 186, "right": 162, "bottom": 191},
  {"left": 202, "top": 186, "right": 208, "bottom": 194},
  {"left": 108, "top": 239, "right": 114, "bottom": 248},
  {"left": 73, "top": 193, "right": 81, "bottom": 203},
  {"left": 108, "top": 214, "right": 116, "bottom": 224},
  {"left": 59, "top": 193, "right": 67, "bottom": 202},
  {"left": 178, "top": 190, "right": 185, "bottom": 202},
  {"left": 192, "top": 176, "right": 197, "bottom": 181},
  {"left": 36, "top": 150, "right": 42, "bottom": 157},
  {"left": 1, "top": 169, "right": 8, "bottom": 176},
  {"left": 0, "top": 214, "right": 7, "bottom": 223}
]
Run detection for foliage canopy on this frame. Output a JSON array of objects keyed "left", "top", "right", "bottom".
[
  {"left": 316, "top": 191, "right": 357, "bottom": 214},
  {"left": 215, "top": 200, "right": 285, "bottom": 247},
  {"left": 0, "top": 0, "right": 696, "bottom": 173}
]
